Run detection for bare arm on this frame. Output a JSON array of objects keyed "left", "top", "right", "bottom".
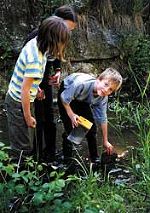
[
  {"left": 21, "top": 77, "right": 36, "bottom": 128},
  {"left": 62, "top": 101, "right": 79, "bottom": 128},
  {"left": 101, "top": 122, "right": 113, "bottom": 154},
  {"left": 49, "top": 71, "right": 61, "bottom": 86}
]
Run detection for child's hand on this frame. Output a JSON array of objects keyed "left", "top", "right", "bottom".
[
  {"left": 70, "top": 114, "right": 80, "bottom": 128},
  {"left": 36, "top": 88, "right": 45, "bottom": 100},
  {"left": 103, "top": 141, "right": 113, "bottom": 155},
  {"left": 25, "top": 116, "right": 36, "bottom": 128},
  {"left": 49, "top": 71, "right": 61, "bottom": 86}
]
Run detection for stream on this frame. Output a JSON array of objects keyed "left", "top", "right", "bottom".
[{"left": 0, "top": 100, "right": 138, "bottom": 184}]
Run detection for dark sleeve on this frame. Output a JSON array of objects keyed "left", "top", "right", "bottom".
[
  {"left": 53, "top": 58, "right": 61, "bottom": 71},
  {"left": 23, "top": 28, "right": 38, "bottom": 46},
  {"left": 39, "top": 61, "right": 53, "bottom": 89},
  {"left": 40, "top": 59, "right": 61, "bottom": 89}
]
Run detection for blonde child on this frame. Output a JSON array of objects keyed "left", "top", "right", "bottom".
[{"left": 58, "top": 68, "right": 122, "bottom": 164}]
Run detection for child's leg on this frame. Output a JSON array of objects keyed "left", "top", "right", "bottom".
[
  {"left": 43, "top": 85, "right": 57, "bottom": 162},
  {"left": 57, "top": 83, "right": 73, "bottom": 163},
  {"left": 5, "top": 93, "right": 34, "bottom": 162},
  {"left": 44, "top": 121, "right": 56, "bottom": 162},
  {"left": 86, "top": 124, "right": 100, "bottom": 162},
  {"left": 33, "top": 99, "right": 45, "bottom": 161},
  {"left": 72, "top": 101, "right": 99, "bottom": 162}
]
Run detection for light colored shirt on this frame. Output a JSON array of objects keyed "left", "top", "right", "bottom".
[
  {"left": 61, "top": 73, "right": 108, "bottom": 124},
  {"left": 8, "top": 37, "right": 47, "bottom": 102}
]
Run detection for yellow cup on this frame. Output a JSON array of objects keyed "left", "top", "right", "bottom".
[{"left": 67, "top": 116, "right": 93, "bottom": 145}]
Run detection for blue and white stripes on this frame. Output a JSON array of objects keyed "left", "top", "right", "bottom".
[{"left": 8, "top": 38, "right": 47, "bottom": 102}]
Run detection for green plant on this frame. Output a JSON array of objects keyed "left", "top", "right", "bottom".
[
  {"left": 132, "top": 102, "right": 150, "bottom": 171},
  {"left": 125, "top": 100, "right": 150, "bottom": 203},
  {"left": 108, "top": 99, "right": 139, "bottom": 130},
  {"left": 122, "top": 34, "right": 150, "bottom": 100},
  {"left": 0, "top": 143, "right": 73, "bottom": 212},
  {"left": 133, "top": 0, "right": 143, "bottom": 13}
]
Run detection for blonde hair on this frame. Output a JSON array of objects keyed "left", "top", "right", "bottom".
[{"left": 98, "top": 68, "right": 123, "bottom": 91}]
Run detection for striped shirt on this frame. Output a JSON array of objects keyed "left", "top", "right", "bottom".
[{"left": 8, "top": 37, "right": 47, "bottom": 102}]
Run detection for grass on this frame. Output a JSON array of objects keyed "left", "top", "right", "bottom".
[{"left": 0, "top": 73, "right": 150, "bottom": 212}]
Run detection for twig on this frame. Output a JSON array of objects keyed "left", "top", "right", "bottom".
[
  {"left": 0, "top": 170, "right": 7, "bottom": 184},
  {"left": 16, "top": 150, "right": 23, "bottom": 173}
]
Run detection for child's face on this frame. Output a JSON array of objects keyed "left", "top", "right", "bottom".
[
  {"left": 64, "top": 20, "right": 76, "bottom": 31},
  {"left": 95, "top": 78, "right": 117, "bottom": 96}
]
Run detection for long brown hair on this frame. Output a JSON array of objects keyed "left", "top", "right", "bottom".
[{"left": 37, "top": 16, "right": 70, "bottom": 60}]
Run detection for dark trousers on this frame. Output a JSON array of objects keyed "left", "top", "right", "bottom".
[
  {"left": 5, "top": 93, "right": 35, "bottom": 161},
  {"left": 57, "top": 82, "right": 99, "bottom": 163},
  {"left": 34, "top": 85, "right": 56, "bottom": 161}
]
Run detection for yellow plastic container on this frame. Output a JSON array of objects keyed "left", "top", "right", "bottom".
[
  {"left": 67, "top": 116, "right": 93, "bottom": 145},
  {"left": 78, "top": 116, "right": 93, "bottom": 129}
]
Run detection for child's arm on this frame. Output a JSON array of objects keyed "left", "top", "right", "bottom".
[
  {"left": 49, "top": 70, "right": 61, "bottom": 86},
  {"left": 49, "top": 59, "right": 61, "bottom": 86},
  {"left": 61, "top": 101, "right": 79, "bottom": 128},
  {"left": 101, "top": 122, "right": 113, "bottom": 155},
  {"left": 21, "top": 77, "right": 36, "bottom": 128},
  {"left": 36, "top": 87, "right": 45, "bottom": 100}
]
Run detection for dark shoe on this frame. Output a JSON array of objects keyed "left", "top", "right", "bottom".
[
  {"left": 47, "top": 161, "right": 59, "bottom": 169},
  {"left": 91, "top": 157, "right": 101, "bottom": 172},
  {"left": 91, "top": 157, "right": 101, "bottom": 164},
  {"left": 40, "top": 155, "right": 55, "bottom": 164}
]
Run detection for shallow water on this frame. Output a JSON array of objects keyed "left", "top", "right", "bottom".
[
  {"left": 104, "top": 127, "right": 137, "bottom": 154},
  {"left": 0, "top": 102, "right": 137, "bottom": 157},
  {"left": 0, "top": 101, "right": 139, "bottom": 187}
]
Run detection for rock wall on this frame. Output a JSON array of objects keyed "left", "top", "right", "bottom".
[
  {"left": 0, "top": 0, "right": 149, "bottom": 77},
  {"left": 0, "top": 0, "right": 148, "bottom": 52},
  {"left": 0, "top": 0, "right": 42, "bottom": 49}
]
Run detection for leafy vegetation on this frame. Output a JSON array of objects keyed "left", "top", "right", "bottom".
[
  {"left": 121, "top": 34, "right": 150, "bottom": 101},
  {"left": 0, "top": 89, "right": 150, "bottom": 212},
  {"left": 0, "top": 91, "right": 150, "bottom": 212},
  {"left": 0, "top": 1, "right": 150, "bottom": 212},
  {"left": 0, "top": 127, "right": 150, "bottom": 213}
]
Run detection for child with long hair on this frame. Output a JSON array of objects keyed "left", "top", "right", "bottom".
[{"left": 5, "top": 16, "right": 70, "bottom": 162}]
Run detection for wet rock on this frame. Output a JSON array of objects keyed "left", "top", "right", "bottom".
[
  {"left": 108, "top": 168, "right": 122, "bottom": 175},
  {"left": 114, "top": 178, "right": 131, "bottom": 185}
]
